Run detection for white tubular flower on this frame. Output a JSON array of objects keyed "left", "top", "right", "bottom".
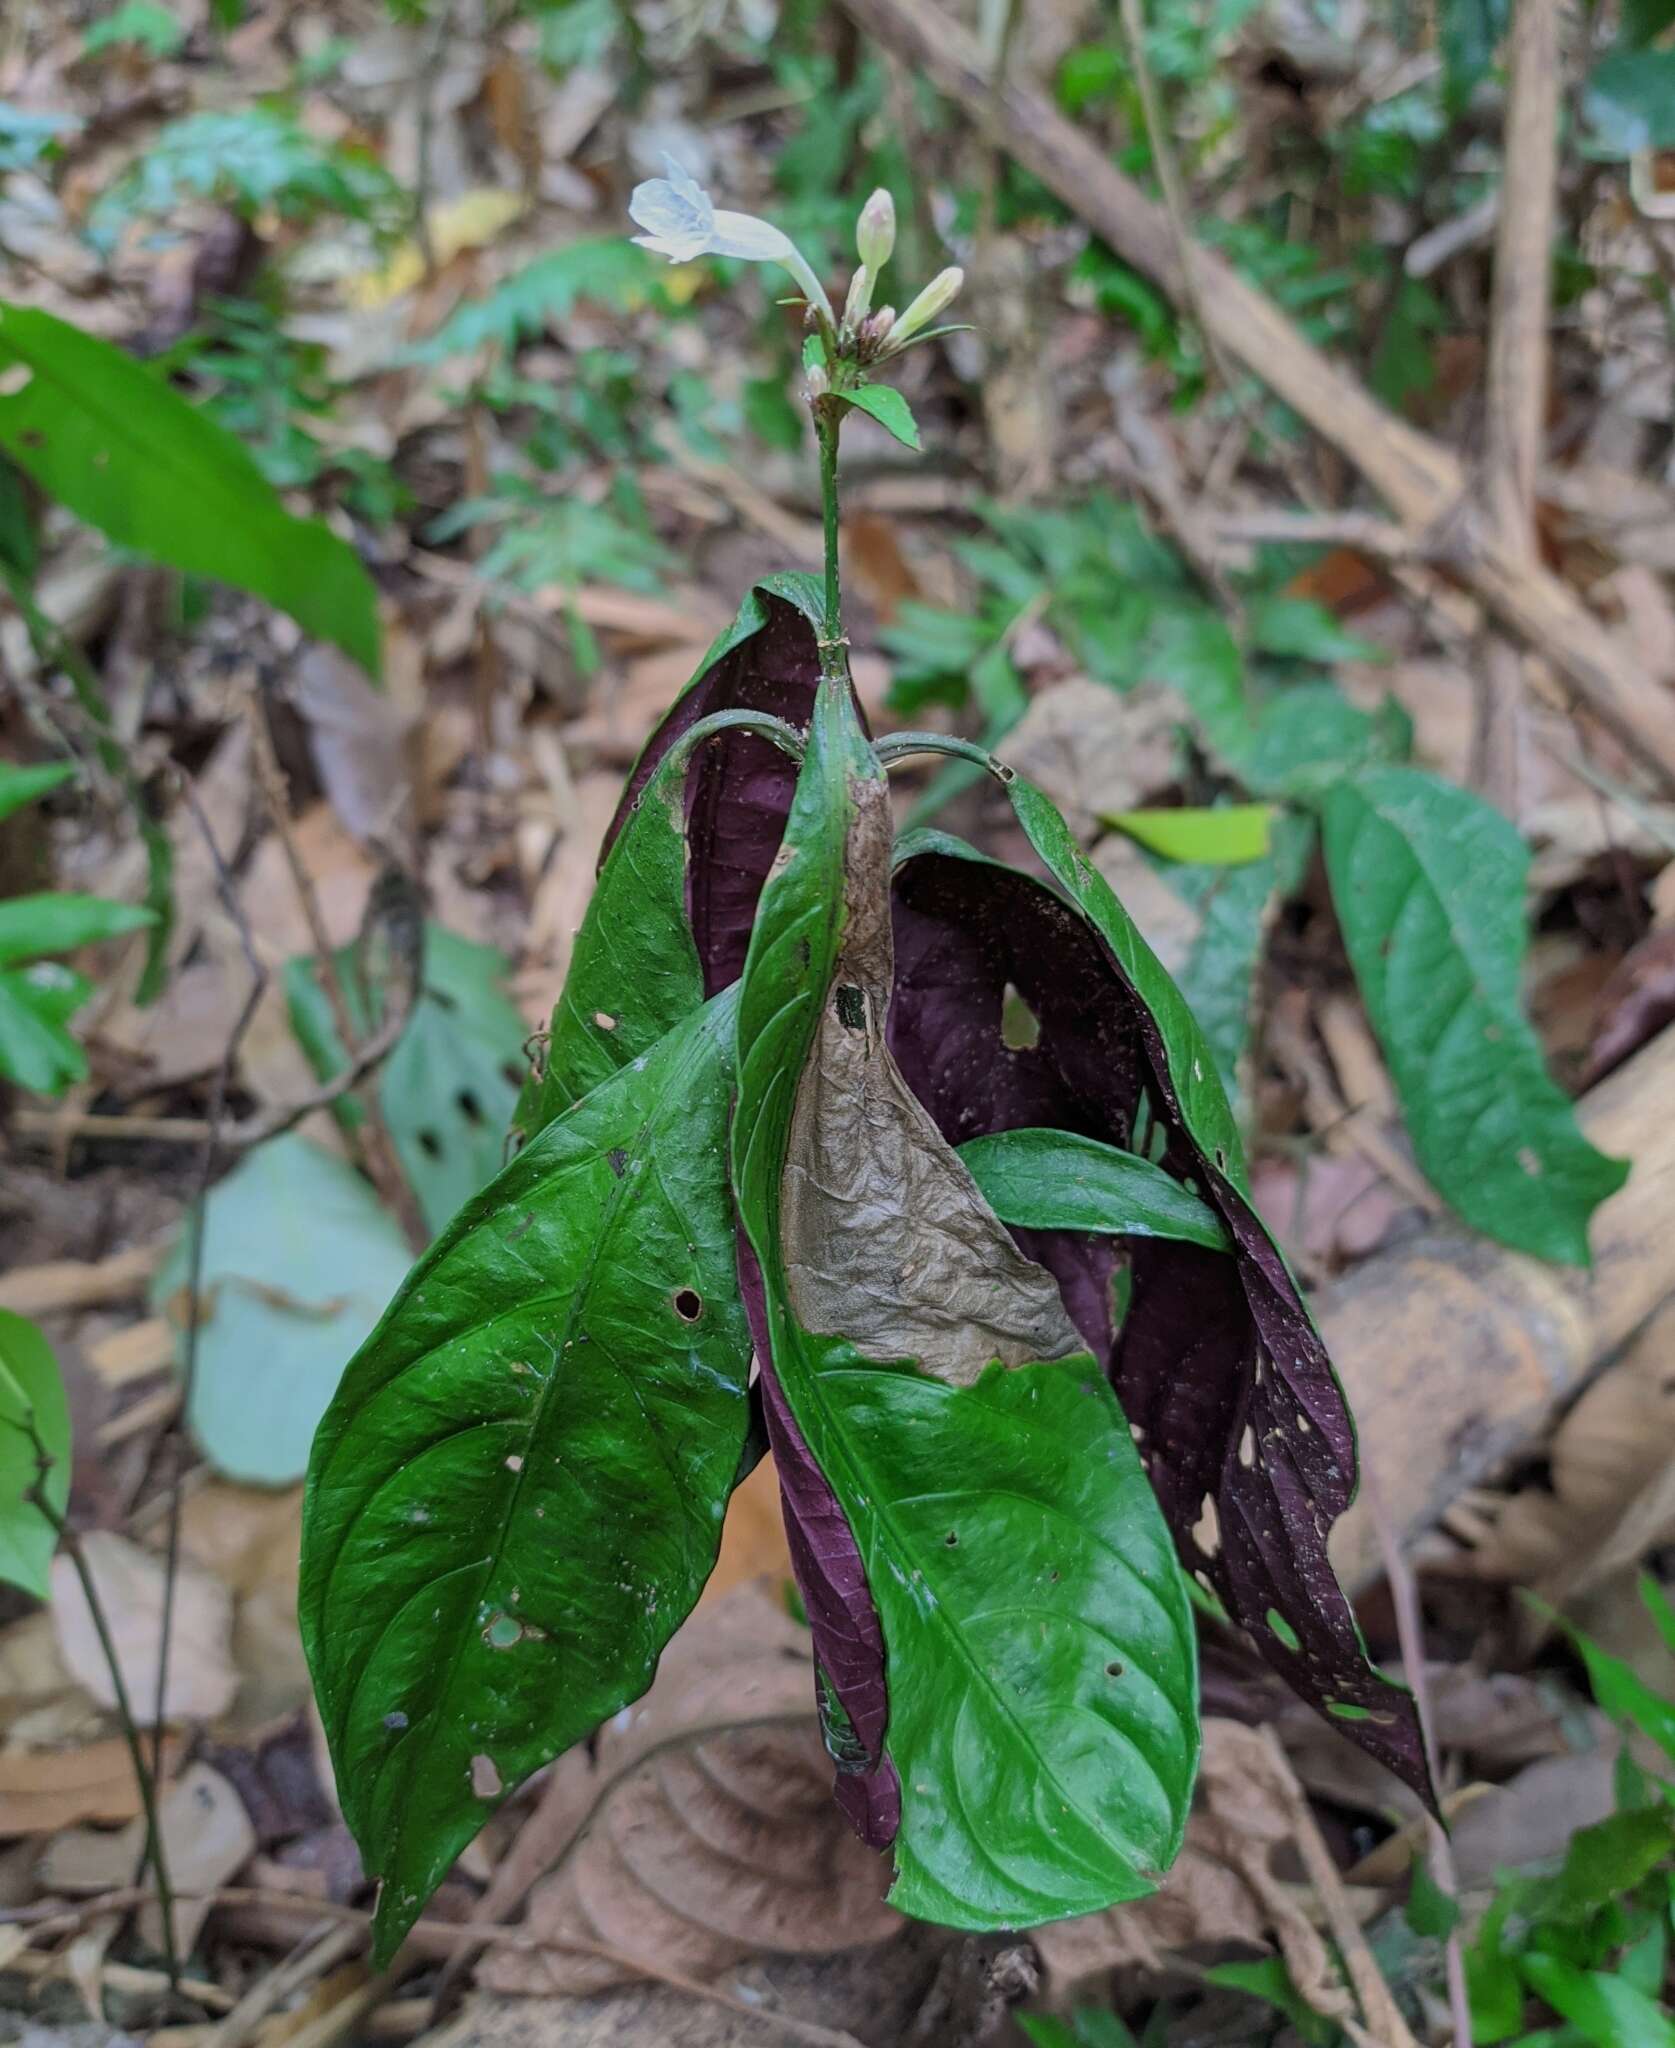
[
  {"left": 843, "top": 263, "right": 874, "bottom": 328},
  {"left": 891, "top": 265, "right": 963, "bottom": 344},
  {"left": 856, "top": 188, "right": 895, "bottom": 271},
  {"left": 628, "top": 155, "right": 835, "bottom": 326}
]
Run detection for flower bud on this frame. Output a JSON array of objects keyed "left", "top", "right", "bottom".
[
  {"left": 843, "top": 263, "right": 874, "bottom": 329},
  {"left": 806, "top": 361, "right": 830, "bottom": 398},
  {"left": 857, "top": 307, "right": 896, "bottom": 353},
  {"left": 855, "top": 188, "right": 896, "bottom": 272},
  {"left": 891, "top": 265, "right": 963, "bottom": 344}
]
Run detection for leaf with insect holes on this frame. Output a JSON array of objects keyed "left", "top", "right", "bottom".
[
  {"left": 0, "top": 300, "right": 380, "bottom": 677},
  {"left": 301, "top": 990, "right": 752, "bottom": 1964},
  {"left": 838, "top": 385, "right": 921, "bottom": 451},
  {"left": 733, "top": 678, "right": 1197, "bottom": 1926},
  {"left": 1321, "top": 767, "right": 1628, "bottom": 1264},
  {"left": 0, "top": 1311, "right": 70, "bottom": 1600},
  {"left": 287, "top": 925, "right": 527, "bottom": 1239},
  {"left": 888, "top": 804, "right": 1431, "bottom": 1809}
]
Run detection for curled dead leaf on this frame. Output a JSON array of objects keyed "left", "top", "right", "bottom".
[
  {"left": 477, "top": 1582, "right": 899, "bottom": 1998},
  {"left": 51, "top": 1531, "right": 239, "bottom": 1726}
]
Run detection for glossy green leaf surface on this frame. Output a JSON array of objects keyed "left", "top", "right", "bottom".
[
  {"left": 302, "top": 991, "right": 751, "bottom": 1963},
  {"left": 1519, "top": 1955, "right": 1675, "bottom": 2048},
  {"left": 1321, "top": 767, "right": 1628, "bottom": 1264},
  {"left": 0, "top": 1310, "right": 70, "bottom": 1600},
  {"left": 733, "top": 679, "right": 1197, "bottom": 1930},
  {"left": 958, "top": 1128, "right": 1232, "bottom": 1251},
  {"left": 0, "top": 300, "right": 381, "bottom": 676}
]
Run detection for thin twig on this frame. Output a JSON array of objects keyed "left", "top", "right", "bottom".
[
  {"left": 5, "top": 1411, "right": 181, "bottom": 1987},
  {"left": 1363, "top": 1460, "right": 1471, "bottom": 2048},
  {"left": 247, "top": 698, "right": 428, "bottom": 1252},
  {"left": 149, "top": 775, "right": 268, "bottom": 1884}
]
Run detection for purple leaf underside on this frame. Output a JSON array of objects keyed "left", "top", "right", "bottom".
[{"left": 890, "top": 844, "right": 1432, "bottom": 1807}]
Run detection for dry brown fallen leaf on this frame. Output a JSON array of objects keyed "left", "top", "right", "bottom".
[
  {"left": 1001, "top": 676, "right": 1185, "bottom": 840},
  {"left": 0, "top": 1731, "right": 184, "bottom": 1836},
  {"left": 477, "top": 1580, "right": 899, "bottom": 1999},
  {"left": 1468, "top": 1293, "right": 1675, "bottom": 1596},
  {"left": 40, "top": 1759, "right": 256, "bottom": 1954},
  {"left": 51, "top": 1530, "right": 239, "bottom": 1726}
]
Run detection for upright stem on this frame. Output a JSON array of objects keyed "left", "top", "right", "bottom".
[{"left": 813, "top": 400, "right": 845, "bottom": 680}]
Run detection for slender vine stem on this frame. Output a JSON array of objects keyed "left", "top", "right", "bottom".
[
  {"left": 9, "top": 1413, "right": 181, "bottom": 1987},
  {"left": 874, "top": 730, "right": 1017, "bottom": 783},
  {"left": 665, "top": 706, "right": 807, "bottom": 775},
  {"left": 813, "top": 399, "right": 846, "bottom": 680}
]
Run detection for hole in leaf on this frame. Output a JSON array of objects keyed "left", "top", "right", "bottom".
[
  {"left": 1327, "top": 1700, "right": 1373, "bottom": 1722},
  {"left": 1266, "top": 1608, "right": 1300, "bottom": 1652},
  {"left": 417, "top": 1129, "right": 443, "bottom": 1160},
  {"left": 836, "top": 984, "right": 866, "bottom": 1030},
  {"left": 1000, "top": 983, "right": 1040, "bottom": 1051},
  {"left": 1192, "top": 1493, "right": 1221, "bottom": 1558},
  {"left": 1105, "top": 1661, "right": 1124, "bottom": 1678},
  {"left": 594, "top": 1010, "right": 618, "bottom": 1032},
  {"left": 944, "top": 1531, "right": 958, "bottom": 1546},
  {"left": 471, "top": 1753, "right": 503, "bottom": 1797},
  {"left": 485, "top": 1612, "right": 522, "bottom": 1649},
  {"left": 457, "top": 1089, "right": 485, "bottom": 1126},
  {"left": 0, "top": 364, "right": 33, "bottom": 397},
  {"left": 383, "top": 1710, "right": 408, "bottom": 1731},
  {"left": 1238, "top": 1425, "right": 1256, "bottom": 1468},
  {"left": 673, "top": 1288, "right": 703, "bottom": 1322}
]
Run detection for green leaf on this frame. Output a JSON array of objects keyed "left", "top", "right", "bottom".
[
  {"left": 1407, "top": 1852, "right": 1461, "bottom": 1939},
  {"left": 1539, "top": 1809, "right": 1675, "bottom": 1922},
  {"left": 1144, "top": 604, "right": 1256, "bottom": 765},
  {"left": 0, "top": 761, "right": 75, "bottom": 824},
  {"left": 1104, "top": 805, "right": 1273, "bottom": 866},
  {"left": 154, "top": 1134, "right": 413, "bottom": 1485},
  {"left": 301, "top": 992, "right": 751, "bottom": 1963},
  {"left": 1583, "top": 49, "right": 1675, "bottom": 157},
  {"left": 84, "top": 2, "right": 185, "bottom": 56},
  {"left": 1248, "top": 594, "right": 1383, "bottom": 665},
  {"left": 287, "top": 925, "right": 527, "bottom": 1239},
  {"left": 1321, "top": 768, "right": 1628, "bottom": 1264},
  {"left": 1241, "top": 682, "right": 1409, "bottom": 800},
  {"left": 732, "top": 678, "right": 1197, "bottom": 1930},
  {"left": 0, "top": 301, "right": 381, "bottom": 677},
  {"left": 0, "top": 1310, "right": 71, "bottom": 1600},
  {"left": 1562, "top": 1609, "right": 1675, "bottom": 1764},
  {"left": 1643, "top": 1575, "right": 1675, "bottom": 1660},
  {"left": 0, "top": 963, "right": 94, "bottom": 1094},
  {"left": 413, "top": 240, "right": 661, "bottom": 360},
  {"left": 958, "top": 1128, "right": 1233, "bottom": 1251},
  {"left": 1439, "top": 0, "right": 1508, "bottom": 111},
  {"left": 0, "top": 892, "right": 155, "bottom": 969},
  {"left": 1519, "top": 1955, "right": 1675, "bottom": 2047},
  {"left": 838, "top": 384, "right": 921, "bottom": 451},
  {"left": 1165, "top": 812, "right": 1314, "bottom": 1105},
  {"left": 1204, "top": 1958, "right": 1339, "bottom": 2047}
]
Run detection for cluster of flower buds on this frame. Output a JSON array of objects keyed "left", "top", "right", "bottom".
[{"left": 629, "top": 158, "right": 963, "bottom": 388}]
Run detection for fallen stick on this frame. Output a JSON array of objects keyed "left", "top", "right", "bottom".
[
  {"left": 1324, "top": 1019, "right": 1675, "bottom": 1589},
  {"left": 838, "top": 0, "right": 1675, "bottom": 791}
]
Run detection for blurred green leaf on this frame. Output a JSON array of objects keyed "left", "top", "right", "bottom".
[
  {"left": 154, "top": 1134, "right": 413, "bottom": 1484},
  {"left": 0, "top": 301, "right": 382, "bottom": 676},
  {"left": 414, "top": 240, "right": 661, "bottom": 360},
  {"left": 0, "top": 894, "right": 154, "bottom": 969},
  {"left": 1104, "top": 804, "right": 1272, "bottom": 866},
  {"left": 1439, "top": 0, "right": 1508, "bottom": 111},
  {"left": 83, "top": 2, "right": 184, "bottom": 56},
  {"left": 1248, "top": 594, "right": 1382, "bottom": 665},
  {"left": 0, "top": 1310, "right": 70, "bottom": 1601},
  {"left": 1322, "top": 768, "right": 1628, "bottom": 1263},
  {"left": 1204, "top": 1958, "right": 1337, "bottom": 2046},
  {"left": 1583, "top": 49, "right": 1675, "bottom": 157},
  {"left": 1519, "top": 1954, "right": 1675, "bottom": 2046},
  {"left": 1407, "top": 1852, "right": 1461, "bottom": 1939},
  {"left": 0, "top": 761, "right": 75, "bottom": 824}
]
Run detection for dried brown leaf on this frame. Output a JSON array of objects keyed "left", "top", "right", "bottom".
[
  {"left": 783, "top": 775, "right": 1078, "bottom": 1383},
  {"left": 477, "top": 1582, "right": 899, "bottom": 1998},
  {"left": 0, "top": 1731, "right": 183, "bottom": 1834},
  {"left": 1002, "top": 678, "right": 1184, "bottom": 839},
  {"left": 51, "top": 1531, "right": 239, "bottom": 1726}
]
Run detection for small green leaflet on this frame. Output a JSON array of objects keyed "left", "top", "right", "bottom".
[
  {"left": 1320, "top": 767, "right": 1627, "bottom": 1264},
  {"left": 0, "top": 301, "right": 381, "bottom": 677},
  {"left": 732, "top": 679, "right": 1197, "bottom": 1930},
  {"left": 0, "top": 761, "right": 75, "bottom": 823},
  {"left": 0, "top": 878, "right": 153, "bottom": 1096},
  {"left": 838, "top": 384, "right": 921, "bottom": 451},
  {"left": 0, "top": 1310, "right": 70, "bottom": 1600},
  {"left": 0, "top": 894, "right": 155, "bottom": 966},
  {"left": 301, "top": 990, "right": 751, "bottom": 1964},
  {"left": 958, "top": 1128, "right": 1232, "bottom": 1251},
  {"left": 1103, "top": 805, "right": 1272, "bottom": 866},
  {"left": 1518, "top": 1955, "right": 1675, "bottom": 2048}
]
